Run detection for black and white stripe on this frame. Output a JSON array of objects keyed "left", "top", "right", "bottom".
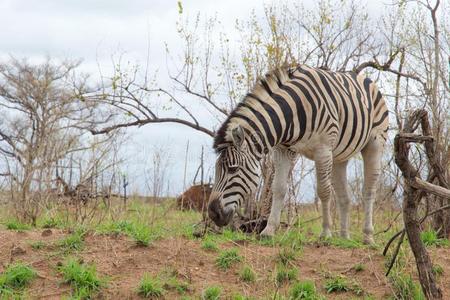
[{"left": 209, "top": 65, "right": 388, "bottom": 242}]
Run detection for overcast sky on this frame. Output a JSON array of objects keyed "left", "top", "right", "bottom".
[
  {"left": 0, "top": 0, "right": 384, "bottom": 198},
  {"left": 0, "top": 0, "right": 271, "bottom": 196}
]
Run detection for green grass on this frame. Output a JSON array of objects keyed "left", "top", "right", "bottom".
[
  {"left": 57, "top": 229, "right": 86, "bottom": 253},
  {"left": 353, "top": 263, "right": 366, "bottom": 272},
  {"left": 164, "top": 276, "right": 189, "bottom": 294},
  {"left": 5, "top": 219, "right": 30, "bottom": 231},
  {"left": 96, "top": 219, "right": 160, "bottom": 246},
  {"left": 29, "top": 240, "right": 46, "bottom": 250},
  {"left": 59, "top": 258, "right": 104, "bottom": 298},
  {"left": 137, "top": 273, "right": 165, "bottom": 298},
  {"left": 260, "top": 229, "right": 305, "bottom": 250},
  {"left": 232, "top": 294, "right": 254, "bottom": 300},
  {"left": 420, "top": 230, "right": 450, "bottom": 247},
  {"left": 158, "top": 267, "right": 189, "bottom": 294},
  {"left": 0, "top": 263, "right": 36, "bottom": 295},
  {"left": 39, "top": 216, "right": 61, "bottom": 229},
  {"left": 216, "top": 248, "right": 242, "bottom": 270},
  {"left": 129, "top": 223, "right": 158, "bottom": 246},
  {"left": 201, "top": 238, "right": 219, "bottom": 252},
  {"left": 276, "top": 247, "right": 297, "bottom": 265},
  {"left": 275, "top": 265, "right": 298, "bottom": 285},
  {"left": 389, "top": 272, "right": 424, "bottom": 300},
  {"left": 202, "top": 285, "right": 222, "bottom": 300},
  {"left": 324, "top": 274, "right": 363, "bottom": 295},
  {"left": 289, "top": 280, "right": 322, "bottom": 300},
  {"left": 432, "top": 264, "right": 444, "bottom": 277},
  {"left": 239, "top": 265, "right": 256, "bottom": 283}
]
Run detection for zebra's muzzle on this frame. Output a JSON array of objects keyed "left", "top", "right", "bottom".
[{"left": 208, "top": 196, "right": 233, "bottom": 227}]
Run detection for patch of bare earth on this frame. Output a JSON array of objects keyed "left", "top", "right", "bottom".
[{"left": 1, "top": 229, "right": 449, "bottom": 299}]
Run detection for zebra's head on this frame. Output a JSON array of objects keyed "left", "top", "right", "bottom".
[{"left": 208, "top": 125, "right": 260, "bottom": 227}]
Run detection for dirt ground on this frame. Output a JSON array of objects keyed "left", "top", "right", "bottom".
[{"left": 1, "top": 228, "right": 449, "bottom": 299}]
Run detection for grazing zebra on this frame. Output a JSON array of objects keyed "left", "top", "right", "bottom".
[{"left": 208, "top": 65, "right": 388, "bottom": 244}]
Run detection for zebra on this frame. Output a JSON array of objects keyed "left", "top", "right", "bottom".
[{"left": 208, "top": 65, "right": 388, "bottom": 244}]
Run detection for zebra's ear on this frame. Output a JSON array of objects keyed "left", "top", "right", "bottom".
[{"left": 231, "top": 126, "right": 245, "bottom": 149}]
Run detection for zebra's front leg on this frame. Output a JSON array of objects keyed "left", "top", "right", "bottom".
[
  {"left": 315, "top": 147, "right": 333, "bottom": 239},
  {"left": 361, "top": 137, "right": 383, "bottom": 245},
  {"left": 332, "top": 161, "right": 351, "bottom": 239},
  {"left": 260, "top": 149, "right": 291, "bottom": 237}
]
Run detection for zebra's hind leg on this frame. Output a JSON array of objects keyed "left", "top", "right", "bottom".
[
  {"left": 260, "top": 148, "right": 291, "bottom": 237},
  {"left": 332, "top": 161, "right": 351, "bottom": 239},
  {"left": 361, "top": 137, "right": 383, "bottom": 245},
  {"left": 314, "top": 147, "right": 333, "bottom": 239}
]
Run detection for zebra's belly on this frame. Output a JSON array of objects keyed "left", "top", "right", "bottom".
[
  {"left": 287, "top": 135, "right": 330, "bottom": 161},
  {"left": 287, "top": 131, "right": 370, "bottom": 162}
]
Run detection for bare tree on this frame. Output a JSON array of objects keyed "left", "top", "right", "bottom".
[{"left": 0, "top": 58, "right": 98, "bottom": 224}]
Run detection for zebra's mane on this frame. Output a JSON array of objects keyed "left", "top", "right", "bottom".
[{"left": 213, "top": 66, "right": 294, "bottom": 152}]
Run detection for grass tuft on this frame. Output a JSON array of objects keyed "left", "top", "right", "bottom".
[
  {"left": 201, "top": 238, "right": 219, "bottom": 252},
  {"left": 5, "top": 219, "right": 30, "bottom": 231},
  {"left": 137, "top": 273, "right": 165, "bottom": 298},
  {"left": 0, "top": 263, "right": 36, "bottom": 291},
  {"left": 324, "top": 274, "right": 363, "bottom": 295},
  {"left": 232, "top": 294, "right": 254, "bottom": 300},
  {"left": 30, "top": 240, "right": 46, "bottom": 250},
  {"left": 275, "top": 265, "right": 298, "bottom": 285},
  {"left": 420, "top": 230, "right": 450, "bottom": 247},
  {"left": 59, "top": 258, "right": 104, "bottom": 298},
  {"left": 216, "top": 248, "right": 242, "bottom": 270},
  {"left": 289, "top": 280, "right": 322, "bottom": 300},
  {"left": 57, "top": 229, "right": 85, "bottom": 253},
  {"left": 324, "top": 275, "right": 350, "bottom": 293},
  {"left": 276, "top": 247, "right": 296, "bottom": 265},
  {"left": 432, "top": 264, "right": 444, "bottom": 277},
  {"left": 130, "top": 223, "right": 154, "bottom": 246},
  {"left": 239, "top": 265, "right": 256, "bottom": 283},
  {"left": 353, "top": 263, "right": 366, "bottom": 272},
  {"left": 389, "top": 272, "right": 425, "bottom": 300},
  {"left": 202, "top": 285, "right": 221, "bottom": 300}
]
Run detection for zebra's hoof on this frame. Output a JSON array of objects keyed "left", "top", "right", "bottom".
[
  {"left": 340, "top": 232, "right": 350, "bottom": 239},
  {"left": 319, "top": 230, "right": 332, "bottom": 239},
  {"left": 363, "top": 235, "right": 375, "bottom": 245},
  {"left": 260, "top": 226, "right": 276, "bottom": 238}
]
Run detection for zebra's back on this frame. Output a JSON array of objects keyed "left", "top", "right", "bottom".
[{"left": 284, "top": 66, "right": 388, "bottom": 162}]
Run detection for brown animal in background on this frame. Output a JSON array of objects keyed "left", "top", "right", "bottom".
[{"left": 177, "top": 184, "right": 212, "bottom": 212}]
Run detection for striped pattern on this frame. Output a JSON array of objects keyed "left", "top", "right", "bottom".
[{"left": 209, "top": 65, "right": 388, "bottom": 242}]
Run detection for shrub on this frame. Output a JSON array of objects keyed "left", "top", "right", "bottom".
[{"left": 216, "top": 248, "right": 242, "bottom": 270}]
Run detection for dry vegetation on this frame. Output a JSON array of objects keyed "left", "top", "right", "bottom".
[{"left": 0, "top": 199, "right": 449, "bottom": 299}]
